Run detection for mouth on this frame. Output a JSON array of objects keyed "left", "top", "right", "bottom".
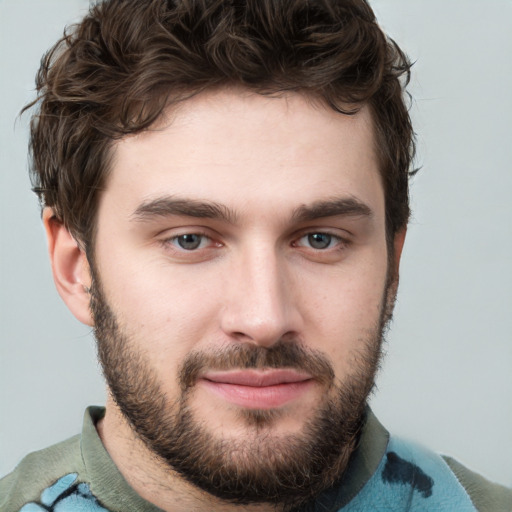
[{"left": 199, "top": 369, "right": 315, "bottom": 409}]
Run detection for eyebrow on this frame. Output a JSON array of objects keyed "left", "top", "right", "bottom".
[
  {"left": 291, "top": 197, "right": 373, "bottom": 222},
  {"left": 131, "top": 195, "right": 373, "bottom": 225},
  {"left": 131, "top": 196, "right": 237, "bottom": 224}
]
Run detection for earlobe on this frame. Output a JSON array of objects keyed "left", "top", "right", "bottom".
[{"left": 43, "top": 208, "right": 94, "bottom": 326}]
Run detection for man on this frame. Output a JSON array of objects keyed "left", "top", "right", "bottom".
[{"left": 1, "top": 0, "right": 510, "bottom": 511}]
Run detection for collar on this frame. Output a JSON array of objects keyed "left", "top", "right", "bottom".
[{"left": 81, "top": 406, "right": 389, "bottom": 512}]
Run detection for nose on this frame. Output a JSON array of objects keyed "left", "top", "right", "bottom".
[{"left": 220, "top": 246, "right": 302, "bottom": 347}]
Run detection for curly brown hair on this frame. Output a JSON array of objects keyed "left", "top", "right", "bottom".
[{"left": 25, "top": 0, "right": 414, "bottom": 249}]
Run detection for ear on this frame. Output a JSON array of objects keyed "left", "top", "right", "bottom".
[
  {"left": 384, "top": 228, "right": 407, "bottom": 321},
  {"left": 43, "top": 208, "right": 94, "bottom": 326},
  {"left": 391, "top": 228, "right": 407, "bottom": 279},
  {"left": 388, "top": 227, "right": 407, "bottom": 294}
]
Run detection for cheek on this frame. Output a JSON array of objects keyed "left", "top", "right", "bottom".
[
  {"left": 303, "top": 247, "right": 388, "bottom": 315},
  {"left": 95, "top": 249, "right": 223, "bottom": 359},
  {"left": 298, "top": 254, "right": 388, "bottom": 364}
]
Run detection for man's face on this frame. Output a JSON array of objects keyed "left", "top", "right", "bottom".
[{"left": 90, "top": 90, "right": 395, "bottom": 506}]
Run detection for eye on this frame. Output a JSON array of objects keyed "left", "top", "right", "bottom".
[
  {"left": 307, "top": 233, "right": 333, "bottom": 249},
  {"left": 171, "top": 233, "right": 210, "bottom": 250},
  {"left": 295, "top": 232, "right": 343, "bottom": 250},
  {"left": 158, "top": 230, "right": 223, "bottom": 262}
]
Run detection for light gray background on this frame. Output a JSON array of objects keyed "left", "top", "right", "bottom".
[{"left": 1, "top": 0, "right": 511, "bottom": 487}]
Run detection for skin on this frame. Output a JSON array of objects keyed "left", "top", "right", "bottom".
[{"left": 45, "top": 89, "right": 405, "bottom": 512}]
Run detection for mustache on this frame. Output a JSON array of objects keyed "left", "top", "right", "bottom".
[{"left": 179, "top": 340, "right": 335, "bottom": 391}]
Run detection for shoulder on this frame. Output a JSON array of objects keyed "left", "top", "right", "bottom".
[
  {"left": 442, "top": 455, "right": 512, "bottom": 512},
  {"left": 340, "top": 432, "right": 512, "bottom": 512},
  {"left": 379, "top": 437, "right": 512, "bottom": 512},
  {"left": 383, "top": 437, "right": 512, "bottom": 512},
  {"left": 0, "top": 435, "right": 85, "bottom": 512}
]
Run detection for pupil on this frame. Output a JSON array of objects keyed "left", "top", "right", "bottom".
[
  {"left": 178, "top": 234, "right": 201, "bottom": 250},
  {"left": 308, "top": 233, "right": 331, "bottom": 249}
]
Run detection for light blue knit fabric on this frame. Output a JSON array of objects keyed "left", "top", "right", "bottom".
[
  {"left": 19, "top": 474, "right": 108, "bottom": 512},
  {"left": 341, "top": 436, "right": 477, "bottom": 511}
]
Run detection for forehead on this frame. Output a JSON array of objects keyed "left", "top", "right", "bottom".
[{"left": 103, "top": 89, "right": 383, "bottom": 223}]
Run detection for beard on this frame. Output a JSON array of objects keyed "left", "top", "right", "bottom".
[{"left": 90, "top": 266, "right": 393, "bottom": 510}]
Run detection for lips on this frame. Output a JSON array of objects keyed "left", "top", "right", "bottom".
[{"left": 199, "top": 369, "right": 314, "bottom": 409}]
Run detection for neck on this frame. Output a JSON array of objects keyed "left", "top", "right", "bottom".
[{"left": 97, "top": 396, "right": 284, "bottom": 512}]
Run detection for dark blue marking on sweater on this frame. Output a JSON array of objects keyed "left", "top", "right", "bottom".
[{"left": 382, "top": 451, "right": 434, "bottom": 498}]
